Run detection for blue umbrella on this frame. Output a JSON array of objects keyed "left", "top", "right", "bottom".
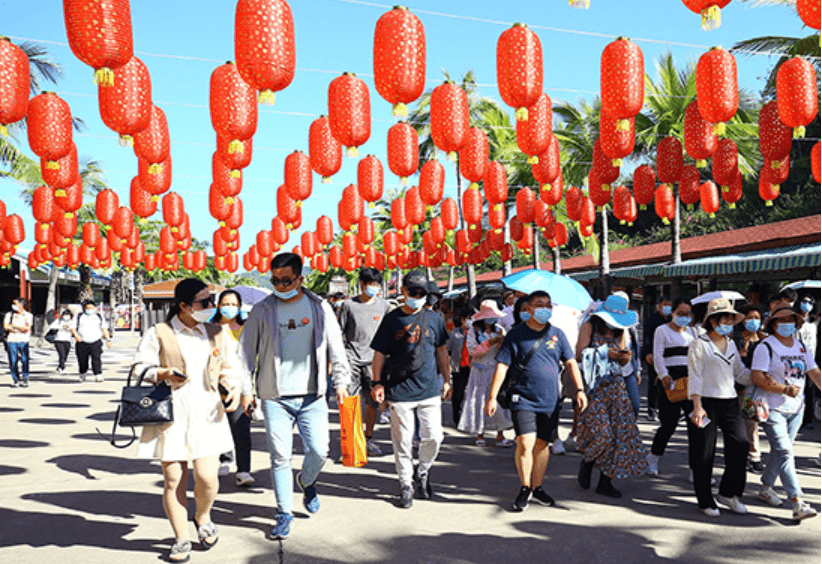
[
  {"left": 500, "top": 269, "right": 593, "bottom": 311},
  {"left": 229, "top": 285, "right": 272, "bottom": 307}
]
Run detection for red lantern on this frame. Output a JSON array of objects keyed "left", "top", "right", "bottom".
[
  {"left": 797, "top": 0, "right": 821, "bottom": 30},
  {"left": 592, "top": 139, "right": 619, "bottom": 185},
  {"left": 359, "top": 217, "right": 375, "bottom": 246},
  {"left": 722, "top": 169, "right": 743, "bottom": 208},
  {"left": 54, "top": 176, "right": 83, "bottom": 216},
  {"left": 762, "top": 155, "right": 789, "bottom": 186},
  {"left": 533, "top": 133, "right": 560, "bottom": 187},
  {"left": 95, "top": 238, "right": 110, "bottom": 262},
  {"left": 373, "top": 6, "right": 426, "bottom": 117},
  {"left": 35, "top": 221, "right": 52, "bottom": 245},
  {"left": 96, "top": 189, "right": 118, "bottom": 225},
  {"left": 497, "top": 23, "right": 543, "bottom": 121},
  {"left": 235, "top": 0, "right": 296, "bottom": 105},
  {"left": 387, "top": 122, "right": 419, "bottom": 184},
  {"left": 696, "top": 47, "right": 738, "bottom": 133},
  {"left": 183, "top": 251, "right": 195, "bottom": 271},
  {"left": 98, "top": 56, "right": 151, "bottom": 145},
  {"left": 112, "top": 207, "right": 134, "bottom": 240},
  {"left": 209, "top": 184, "right": 232, "bottom": 222},
  {"left": 459, "top": 127, "right": 489, "bottom": 189},
  {"left": 405, "top": 186, "right": 425, "bottom": 226},
  {"left": 534, "top": 199, "right": 554, "bottom": 229},
  {"left": 162, "top": 192, "right": 185, "bottom": 230},
  {"left": 812, "top": 142, "right": 820, "bottom": 183},
  {"left": 680, "top": 165, "right": 701, "bottom": 209},
  {"left": 565, "top": 186, "right": 583, "bottom": 222},
  {"left": 315, "top": 215, "right": 333, "bottom": 247},
  {"left": 712, "top": 138, "right": 738, "bottom": 187},
  {"left": 540, "top": 168, "right": 564, "bottom": 209},
  {"left": 301, "top": 231, "right": 318, "bottom": 258},
  {"left": 133, "top": 105, "right": 170, "bottom": 165},
  {"left": 129, "top": 177, "right": 155, "bottom": 218},
  {"left": 579, "top": 223, "right": 594, "bottom": 239},
  {"left": 32, "top": 185, "right": 60, "bottom": 224},
  {"left": 383, "top": 231, "right": 399, "bottom": 256},
  {"left": 391, "top": 198, "right": 408, "bottom": 232},
  {"left": 308, "top": 115, "right": 342, "bottom": 183},
  {"left": 682, "top": 0, "right": 732, "bottom": 30},
  {"left": 776, "top": 56, "right": 819, "bottom": 138},
  {"left": 599, "top": 111, "right": 635, "bottom": 166},
  {"left": 517, "top": 93, "right": 552, "bottom": 163},
  {"left": 42, "top": 144, "right": 79, "bottom": 190},
  {"left": 758, "top": 100, "right": 792, "bottom": 168},
  {"left": 342, "top": 232, "right": 357, "bottom": 258},
  {"left": 612, "top": 185, "right": 634, "bottom": 225},
  {"left": 633, "top": 165, "right": 656, "bottom": 210},
  {"left": 212, "top": 153, "right": 242, "bottom": 200},
  {"left": 441, "top": 198, "right": 458, "bottom": 231},
  {"left": 430, "top": 81, "right": 469, "bottom": 158},
  {"left": 328, "top": 72, "right": 371, "bottom": 157},
  {"left": 341, "top": 184, "right": 365, "bottom": 225},
  {"left": 484, "top": 161, "right": 508, "bottom": 206},
  {"left": 79, "top": 243, "right": 94, "bottom": 265},
  {"left": 357, "top": 155, "right": 383, "bottom": 206},
  {"left": 82, "top": 222, "right": 99, "bottom": 248},
  {"left": 699, "top": 181, "right": 720, "bottom": 217},
  {"left": 517, "top": 226, "right": 534, "bottom": 253},
  {"left": 488, "top": 204, "right": 506, "bottom": 233},
  {"left": 64, "top": 0, "right": 133, "bottom": 85},
  {"left": 139, "top": 156, "right": 172, "bottom": 197},
  {"left": 589, "top": 170, "right": 612, "bottom": 209},
  {"left": 684, "top": 101, "right": 717, "bottom": 167},
  {"left": 224, "top": 197, "right": 244, "bottom": 233},
  {"left": 657, "top": 137, "right": 684, "bottom": 184},
  {"left": 462, "top": 188, "right": 483, "bottom": 229},
  {"left": 516, "top": 188, "right": 536, "bottom": 224},
  {"left": 468, "top": 224, "right": 484, "bottom": 244},
  {"left": 0, "top": 38, "right": 29, "bottom": 136},
  {"left": 429, "top": 217, "right": 445, "bottom": 245},
  {"left": 284, "top": 150, "right": 312, "bottom": 203},
  {"left": 655, "top": 184, "right": 675, "bottom": 224},
  {"left": 579, "top": 196, "right": 596, "bottom": 227},
  {"left": 759, "top": 171, "right": 780, "bottom": 206},
  {"left": 217, "top": 135, "right": 253, "bottom": 172},
  {"left": 419, "top": 160, "right": 444, "bottom": 206},
  {"left": 210, "top": 62, "right": 258, "bottom": 150},
  {"left": 27, "top": 92, "right": 73, "bottom": 166},
  {"left": 600, "top": 37, "right": 644, "bottom": 125}
]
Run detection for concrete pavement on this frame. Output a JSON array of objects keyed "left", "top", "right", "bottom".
[{"left": 0, "top": 334, "right": 820, "bottom": 564}]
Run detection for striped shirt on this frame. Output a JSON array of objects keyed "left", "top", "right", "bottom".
[{"left": 653, "top": 323, "right": 697, "bottom": 380}]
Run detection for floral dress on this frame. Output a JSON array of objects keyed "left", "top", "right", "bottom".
[
  {"left": 458, "top": 325, "right": 512, "bottom": 435},
  {"left": 576, "top": 332, "right": 647, "bottom": 479}
]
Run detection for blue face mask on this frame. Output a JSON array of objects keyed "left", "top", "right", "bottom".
[
  {"left": 273, "top": 288, "right": 299, "bottom": 301},
  {"left": 220, "top": 306, "right": 239, "bottom": 320},
  {"left": 744, "top": 319, "right": 761, "bottom": 333},
  {"left": 674, "top": 315, "right": 691, "bottom": 328},
  {"left": 801, "top": 302, "right": 813, "bottom": 313},
  {"left": 715, "top": 323, "right": 734, "bottom": 336},
  {"left": 533, "top": 307, "right": 552, "bottom": 324},
  {"left": 776, "top": 323, "right": 797, "bottom": 338},
  {"left": 661, "top": 305, "right": 672, "bottom": 317},
  {"left": 405, "top": 296, "right": 426, "bottom": 310},
  {"left": 364, "top": 285, "right": 380, "bottom": 298},
  {"left": 519, "top": 311, "right": 530, "bottom": 322}
]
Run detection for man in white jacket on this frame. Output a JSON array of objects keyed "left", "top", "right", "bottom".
[{"left": 239, "top": 252, "right": 351, "bottom": 541}]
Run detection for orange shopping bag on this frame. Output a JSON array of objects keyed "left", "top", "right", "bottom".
[{"left": 339, "top": 394, "right": 368, "bottom": 468}]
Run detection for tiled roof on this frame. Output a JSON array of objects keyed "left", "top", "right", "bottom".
[{"left": 143, "top": 278, "right": 226, "bottom": 299}]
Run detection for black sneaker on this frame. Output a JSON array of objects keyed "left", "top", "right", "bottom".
[
  {"left": 513, "top": 486, "right": 532, "bottom": 511},
  {"left": 531, "top": 487, "right": 555, "bottom": 506},
  {"left": 578, "top": 459, "right": 594, "bottom": 490},
  {"left": 749, "top": 460, "right": 765, "bottom": 473},
  {"left": 414, "top": 467, "right": 432, "bottom": 500},
  {"left": 595, "top": 476, "right": 622, "bottom": 499},
  {"left": 398, "top": 485, "right": 414, "bottom": 509}
]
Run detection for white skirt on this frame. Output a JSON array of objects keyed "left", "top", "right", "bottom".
[{"left": 458, "top": 362, "right": 512, "bottom": 435}]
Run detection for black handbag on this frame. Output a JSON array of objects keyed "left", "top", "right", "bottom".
[
  {"left": 497, "top": 329, "right": 551, "bottom": 409},
  {"left": 97, "top": 365, "right": 174, "bottom": 448},
  {"left": 44, "top": 329, "right": 58, "bottom": 343}
]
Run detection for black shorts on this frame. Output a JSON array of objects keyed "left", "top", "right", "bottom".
[
  {"left": 349, "top": 363, "right": 379, "bottom": 408},
  {"left": 511, "top": 408, "right": 557, "bottom": 443}
]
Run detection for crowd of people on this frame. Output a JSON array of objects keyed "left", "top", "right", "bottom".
[{"left": 2, "top": 255, "right": 820, "bottom": 563}]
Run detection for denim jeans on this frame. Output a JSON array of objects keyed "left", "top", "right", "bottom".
[
  {"left": 7, "top": 342, "right": 30, "bottom": 383},
  {"left": 261, "top": 395, "right": 329, "bottom": 516},
  {"left": 761, "top": 409, "right": 803, "bottom": 500}
]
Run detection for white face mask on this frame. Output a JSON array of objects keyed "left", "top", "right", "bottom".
[{"left": 190, "top": 307, "right": 216, "bottom": 323}]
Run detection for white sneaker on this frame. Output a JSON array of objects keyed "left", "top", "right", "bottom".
[
  {"left": 700, "top": 507, "right": 720, "bottom": 517},
  {"left": 94, "top": 374, "right": 104, "bottom": 382},
  {"left": 367, "top": 439, "right": 383, "bottom": 456},
  {"left": 236, "top": 472, "right": 255, "bottom": 486},
  {"left": 78, "top": 373, "right": 86, "bottom": 382},
  {"left": 379, "top": 410, "right": 391, "bottom": 424},
  {"left": 55, "top": 367, "right": 62, "bottom": 375},
  {"left": 551, "top": 438, "right": 566, "bottom": 455},
  {"left": 646, "top": 453, "right": 659, "bottom": 475},
  {"left": 717, "top": 495, "right": 747, "bottom": 514},
  {"left": 218, "top": 463, "right": 231, "bottom": 477},
  {"left": 792, "top": 501, "right": 818, "bottom": 521},
  {"left": 758, "top": 486, "right": 783, "bottom": 507}
]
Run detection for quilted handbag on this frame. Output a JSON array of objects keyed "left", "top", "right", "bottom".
[{"left": 98, "top": 366, "right": 173, "bottom": 448}]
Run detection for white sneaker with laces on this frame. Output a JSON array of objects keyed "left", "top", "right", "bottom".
[
  {"left": 700, "top": 507, "right": 720, "bottom": 517},
  {"left": 646, "top": 453, "right": 659, "bottom": 475},
  {"left": 551, "top": 438, "right": 566, "bottom": 455},
  {"left": 94, "top": 374, "right": 103, "bottom": 382},
  {"left": 236, "top": 472, "right": 255, "bottom": 486},
  {"left": 717, "top": 495, "right": 747, "bottom": 514},
  {"left": 792, "top": 501, "right": 818, "bottom": 521},
  {"left": 367, "top": 439, "right": 383, "bottom": 456},
  {"left": 218, "top": 463, "right": 231, "bottom": 477},
  {"left": 758, "top": 486, "right": 783, "bottom": 507},
  {"left": 379, "top": 410, "right": 391, "bottom": 424}
]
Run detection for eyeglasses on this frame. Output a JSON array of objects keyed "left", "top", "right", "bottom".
[
  {"left": 271, "top": 277, "right": 297, "bottom": 288},
  {"left": 407, "top": 289, "right": 427, "bottom": 299},
  {"left": 192, "top": 295, "right": 215, "bottom": 308}
]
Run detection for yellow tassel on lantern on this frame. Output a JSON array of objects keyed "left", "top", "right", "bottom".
[
  {"left": 286, "top": 223, "right": 293, "bottom": 230},
  {"left": 701, "top": 5, "right": 722, "bottom": 31},
  {"left": 149, "top": 163, "right": 161, "bottom": 174},
  {"left": 54, "top": 189, "right": 67, "bottom": 198},
  {"left": 119, "top": 135, "right": 134, "bottom": 147},
  {"left": 602, "top": 184, "right": 609, "bottom": 192},
  {"left": 687, "top": 204, "right": 694, "bottom": 211},
  {"left": 93, "top": 67, "right": 115, "bottom": 86},
  {"left": 515, "top": 107, "right": 529, "bottom": 121},
  {"left": 258, "top": 90, "right": 276, "bottom": 106},
  {"left": 721, "top": 185, "right": 729, "bottom": 193},
  {"left": 368, "top": 202, "right": 376, "bottom": 208},
  {"left": 171, "top": 227, "right": 178, "bottom": 233},
  {"left": 228, "top": 139, "right": 244, "bottom": 154},
  {"left": 321, "top": 176, "right": 332, "bottom": 184},
  {"left": 662, "top": 217, "right": 670, "bottom": 225},
  {"left": 39, "top": 223, "right": 48, "bottom": 230},
  {"left": 229, "top": 170, "right": 241, "bottom": 179},
  {"left": 616, "top": 119, "right": 630, "bottom": 131},
  {"left": 447, "top": 151, "right": 457, "bottom": 162},
  {"left": 219, "top": 221, "right": 225, "bottom": 227},
  {"left": 45, "top": 161, "right": 59, "bottom": 170},
  {"left": 64, "top": 212, "right": 73, "bottom": 219},
  {"left": 639, "top": 204, "right": 647, "bottom": 211},
  {"left": 346, "top": 146, "right": 359, "bottom": 158},
  {"left": 295, "top": 201, "right": 303, "bottom": 208},
  {"left": 150, "top": 195, "right": 159, "bottom": 203},
  {"left": 527, "top": 155, "right": 539, "bottom": 165},
  {"left": 620, "top": 219, "right": 626, "bottom": 225},
  {"left": 713, "top": 122, "right": 726, "bottom": 136},
  {"left": 225, "top": 196, "right": 235, "bottom": 205},
  {"left": 792, "top": 126, "right": 806, "bottom": 138},
  {"left": 728, "top": 203, "right": 736, "bottom": 209},
  {"left": 469, "top": 182, "right": 479, "bottom": 190},
  {"left": 696, "top": 159, "right": 707, "bottom": 168},
  {"left": 568, "top": 0, "right": 590, "bottom": 8},
  {"left": 392, "top": 103, "right": 408, "bottom": 118},
  {"left": 709, "top": 213, "right": 716, "bottom": 218},
  {"left": 0, "top": 124, "right": 7, "bottom": 137},
  {"left": 765, "top": 200, "right": 774, "bottom": 206},
  {"left": 612, "top": 158, "right": 623, "bottom": 167}
]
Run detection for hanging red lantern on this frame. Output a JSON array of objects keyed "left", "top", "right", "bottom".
[
  {"left": 699, "top": 181, "right": 720, "bottom": 217},
  {"left": 125, "top": 224, "right": 140, "bottom": 249},
  {"left": 468, "top": 224, "right": 484, "bottom": 244},
  {"left": 96, "top": 189, "right": 119, "bottom": 225},
  {"left": 301, "top": 231, "right": 318, "bottom": 258},
  {"left": 79, "top": 243, "right": 94, "bottom": 265},
  {"left": 540, "top": 168, "right": 564, "bottom": 210},
  {"left": 274, "top": 186, "right": 298, "bottom": 228},
  {"left": 812, "top": 142, "right": 821, "bottom": 183},
  {"left": 34, "top": 221, "right": 52, "bottom": 245},
  {"left": 797, "top": 0, "right": 821, "bottom": 30},
  {"left": 27, "top": 92, "right": 73, "bottom": 166},
  {"left": 373, "top": 5, "right": 426, "bottom": 117},
  {"left": 359, "top": 217, "right": 375, "bottom": 246},
  {"left": 342, "top": 232, "right": 357, "bottom": 258},
  {"left": 684, "top": 101, "right": 717, "bottom": 167},
  {"left": 215, "top": 231, "right": 230, "bottom": 258},
  {"left": 98, "top": 56, "right": 151, "bottom": 145},
  {"left": 82, "top": 222, "right": 100, "bottom": 248},
  {"left": 139, "top": 156, "right": 172, "bottom": 197},
  {"left": 162, "top": 192, "right": 185, "bottom": 231},
  {"left": 484, "top": 161, "right": 508, "bottom": 207},
  {"left": 328, "top": 72, "right": 371, "bottom": 158},
  {"left": 589, "top": 170, "right": 612, "bottom": 210},
  {"left": 64, "top": 0, "right": 133, "bottom": 85},
  {"left": 357, "top": 155, "right": 383, "bottom": 206},
  {"left": 308, "top": 115, "right": 342, "bottom": 183},
  {"left": 488, "top": 204, "right": 506, "bottom": 233},
  {"left": 680, "top": 165, "right": 701, "bottom": 210},
  {"left": 682, "top": 0, "right": 732, "bottom": 31},
  {"left": 212, "top": 153, "right": 242, "bottom": 200},
  {"left": 42, "top": 145, "right": 78, "bottom": 190},
  {"left": 696, "top": 47, "right": 738, "bottom": 134},
  {"left": 0, "top": 37, "right": 29, "bottom": 136},
  {"left": 633, "top": 165, "right": 656, "bottom": 210},
  {"left": 214, "top": 255, "right": 227, "bottom": 272},
  {"left": 404, "top": 186, "right": 425, "bottom": 226},
  {"left": 429, "top": 216, "right": 445, "bottom": 245},
  {"left": 224, "top": 197, "right": 244, "bottom": 234},
  {"left": 454, "top": 229, "right": 470, "bottom": 253},
  {"left": 387, "top": 122, "right": 419, "bottom": 184},
  {"left": 516, "top": 93, "right": 552, "bottom": 163},
  {"left": 517, "top": 226, "right": 534, "bottom": 254},
  {"left": 112, "top": 207, "right": 134, "bottom": 241},
  {"left": 210, "top": 61, "right": 258, "bottom": 150},
  {"left": 54, "top": 176, "right": 83, "bottom": 216},
  {"left": 762, "top": 155, "right": 789, "bottom": 186},
  {"left": 2, "top": 214, "right": 23, "bottom": 246},
  {"left": 315, "top": 252, "right": 329, "bottom": 273},
  {"left": 500, "top": 243, "right": 514, "bottom": 263},
  {"left": 325, "top": 245, "right": 340, "bottom": 268},
  {"left": 462, "top": 188, "right": 483, "bottom": 229},
  {"left": 497, "top": 23, "right": 543, "bottom": 121},
  {"left": 564, "top": 186, "right": 582, "bottom": 222},
  {"left": 655, "top": 184, "right": 675, "bottom": 224},
  {"left": 459, "top": 127, "right": 490, "bottom": 189},
  {"left": 592, "top": 139, "right": 619, "bottom": 185},
  {"left": 722, "top": 169, "right": 743, "bottom": 208},
  {"left": 32, "top": 185, "right": 60, "bottom": 225},
  {"left": 391, "top": 198, "right": 408, "bottom": 232},
  {"left": 430, "top": 81, "right": 469, "bottom": 159},
  {"left": 130, "top": 177, "right": 156, "bottom": 218},
  {"left": 133, "top": 105, "right": 170, "bottom": 166},
  {"left": 579, "top": 196, "right": 596, "bottom": 228},
  {"left": 534, "top": 199, "right": 554, "bottom": 229},
  {"left": 441, "top": 198, "right": 458, "bottom": 231},
  {"left": 612, "top": 185, "right": 634, "bottom": 225},
  {"left": 422, "top": 231, "right": 436, "bottom": 256},
  {"left": 533, "top": 134, "right": 560, "bottom": 193},
  {"left": 516, "top": 188, "right": 536, "bottom": 224},
  {"left": 284, "top": 150, "right": 313, "bottom": 203},
  {"left": 600, "top": 111, "right": 635, "bottom": 167},
  {"left": 776, "top": 56, "right": 819, "bottom": 138},
  {"left": 106, "top": 227, "right": 123, "bottom": 252},
  {"left": 67, "top": 243, "right": 81, "bottom": 268},
  {"left": 247, "top": 245, "right": 260, "bottom": 266},
  {"left": 759, "top": 100, "right": 792, "bottom": 168},
  {"left": 95, "top": 238, "right": 110, "bottom": 262},
  {"left": 235, "top": 0, "right": 296, "bottom": 105},
  {"left": 600, "top": 37, "right": 644, "bottom": 127},
  {"left": 383, "top": 231, "right": 399, "bottom": 256},
  {"left": 225, "top": 252, "right": 238, "bottom": 273},
  {"left": 759, "top": 171, "right": 780, "bottom": 206},
  {"left": 217, "top": 134, "right": 253, "bottom": 172},
  {"left": 209, "top": 184, "right": 232, "bottom": 222},
  {"left": 341, "top": 184, "right": 365, "bottom": 225},
  {"left": 314, "top": 215, "right": 333, "bottom": 247},
  {"left": 657, "top": 137, "right": 684, "bottom": 184},
  {"left": 712, "top": 138, "right": 738, "bottom": 187},
  {"left": 579, "top": 223, "right": 595, "bottom": 239},
  {"left": 419, "top": 160, "right": 444, "bottom": 206},
  {"left": 183, "top": 251, "right": 195, "bottom": 271}
]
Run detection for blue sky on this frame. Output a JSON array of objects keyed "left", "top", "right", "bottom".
[{"left": 1, "top": 0, "right": 812, "bottom": 263}]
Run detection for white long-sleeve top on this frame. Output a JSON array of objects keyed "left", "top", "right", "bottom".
[{"left": 687, "top": 334, "right": 751, "bottom": 399}]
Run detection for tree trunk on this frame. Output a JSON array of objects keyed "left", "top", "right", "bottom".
[
  {"left": 671, "top": 185, "right": 682, "bottom": 264},
  {"left": 502, "top": 220, "right": 512, "bottom": 276},
  {"left": 600, "top": 206, "right": 612, "bottom": 298},
  {"left": 109, "top": 269, "right": 121, "bottom": 335},
  {"left": 552, "top": 246, "right": 561, "bottom": 274},
  {"left": 447, "top": 266, "right": 454, "bottom": 292},
  {"left": 455, "top": 155, "right": 477, "bottom": 299},
  {"left": 42, "top": 263, "right": 59, "bottom": 336},
  {"left": 78, "top": 265, "right": 94, "bottom": 302},
  {"left": 532, "top": 225, "right": 541, "bottom": 270}
]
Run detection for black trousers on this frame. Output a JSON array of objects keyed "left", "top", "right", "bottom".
[
  {"left": 451, "top": 365, "right": 471, "bottom": 427},
  {"left": 76, "top": 340, "right": 103, "bottom": 375},
  {"left": 646, "top": 361, "right": 659, "bottom": 410},
  {"left": 651, "top": 381, "right": 693, "bottom": 456},
  {"left": 687, "top": 397, "right": 749, "bottom": 509},
  {"left": 220, "top": 407, "right": 252, "bottom": 473},
  {"left": 54, "top": 340, "right": 71, "bottom": 370}
]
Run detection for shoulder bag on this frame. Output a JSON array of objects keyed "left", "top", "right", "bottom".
[
  {"left": 664, "top": 327, "right": 697, "bottom": 404},
  {"left": 497, "top": 329, "right": 551, "bottom": 409}
]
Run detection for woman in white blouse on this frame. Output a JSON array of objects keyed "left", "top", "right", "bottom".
[
  {"left": 688, "top": 298, "right": 750, "bottom": 517},
  {"left": 132, "top": 279, "right": 250, "bottom": 563}
]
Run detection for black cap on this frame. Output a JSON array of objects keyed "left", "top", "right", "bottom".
[
  {"left": 403, "top": 270, "right": 429, "bottom": 294},
  {"left": 427, "top": 281, "right": 443, "bottom": 297}
]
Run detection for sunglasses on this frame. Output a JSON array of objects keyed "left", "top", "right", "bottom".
[
  {"left": 407, "top": 289, "right": 427, "bottom": 299},
  {"left": 271, "top": 276, "right": 298, "bottom": 288}
]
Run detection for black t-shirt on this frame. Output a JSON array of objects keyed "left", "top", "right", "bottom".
[{"left": 370, "top": 307, "right": 448, "bottom": 402}]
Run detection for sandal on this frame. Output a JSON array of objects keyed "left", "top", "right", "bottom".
[
  {"left": 194, "top": 519, "right": 219, "bottom": 549},
  {"left": 169, "top": 539, "right": 191, "bottom": 563}
]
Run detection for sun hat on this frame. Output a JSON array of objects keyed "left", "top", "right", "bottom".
[
  {"left": 765, "top": 303, "right": 805, "bottom": 333},
  {"left": 701, "top": 297, "right": 745, "bottom": 330},
  {"left": 590, "top": 293, "right": 637, "bottom": 329},
  {"left": 473, "top": 300, "right": 505, "bottom": 321}
]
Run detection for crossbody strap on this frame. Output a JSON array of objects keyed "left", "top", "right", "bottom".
[{"left": 517, "top": 328, "right": 551, "bottom": 370}]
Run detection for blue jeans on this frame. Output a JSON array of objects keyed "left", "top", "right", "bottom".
[
  {"left": 762, "top": 409, "right": 803, "bottom": 500},
  {"left": 623, "top": 374, "right": 640, "bottom": 418},
  {"left": 7, "top": 342, "right": 30, "bottom": 383},
  {"left": 261, "top": 395, "right": 329, "bottom": 516}
]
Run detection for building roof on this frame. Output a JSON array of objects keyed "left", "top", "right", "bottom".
[
  {"left": 447, "top": 214, "right": 821, "bottom": 287},
  {"left": 143, "top": 278, "right": 226, "bottom": 299}
]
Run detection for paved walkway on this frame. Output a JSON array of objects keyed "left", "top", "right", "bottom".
[{"left": 0, "top": 335, "right": 820, "bottom": 564}]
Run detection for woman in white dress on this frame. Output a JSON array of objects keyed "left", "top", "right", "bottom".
[
  {"left": 458, "top": 300, "right": 513, "bottom": 447},
  {"left": 132, "top": 279, "right": 248, "bottom": 563}
]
